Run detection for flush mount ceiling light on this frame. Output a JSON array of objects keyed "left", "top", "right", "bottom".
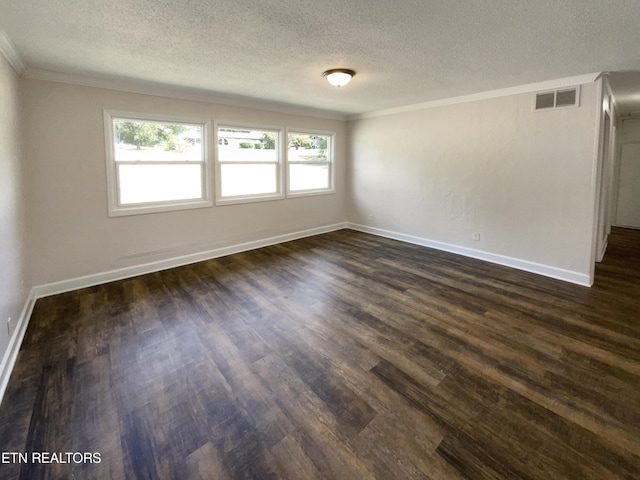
[{"left": 322, "top": 69, "right": 355, "bottom": 87}]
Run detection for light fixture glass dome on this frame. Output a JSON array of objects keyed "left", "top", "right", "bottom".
[{"left": 323, "top": 69, "right": 355, "bottom": 87}]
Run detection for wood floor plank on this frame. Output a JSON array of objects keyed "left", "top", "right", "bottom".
[
  {"left": 1, "top": 226, "right": 639, "bottom": 479},
  {"left": 352, "top": 413, "right": 461, "bottom": 480},
  {"left": 269, "top": 435, "right": 325, "bottom": 480},
  {"left": 184, "top": 441, "right": 231, "bottom": 480},
  {"left": 252, "top": 354, "right": 376, "bottom": 480},
  {"left": 20, "top": 359, "right": 76, "bottom": 480}
]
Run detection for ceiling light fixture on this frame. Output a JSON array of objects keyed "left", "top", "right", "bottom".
[{"left": 323, "top": 69, "right": 355, "bottom": 88}]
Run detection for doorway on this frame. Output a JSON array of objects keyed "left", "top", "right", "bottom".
[{"left": 615, "top": 141, "right": 640, "bottom": 229}]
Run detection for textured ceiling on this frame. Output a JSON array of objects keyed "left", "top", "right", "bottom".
[{"left": 1, "top": 0, "right": 640, "bottom": 115}]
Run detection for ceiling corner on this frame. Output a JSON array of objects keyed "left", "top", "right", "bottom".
[{"left": 0, "top": 30, "right": 26, "bottom": 76}]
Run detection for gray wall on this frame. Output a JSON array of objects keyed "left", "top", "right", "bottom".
[
  {"left": 615, "top": 118, "right": 640, "bottom": 228},
  {"left": 348, "top": 83, "right": 598, "bottom": 281},
  {"left": 0, "top": 54, "right": 28, "bottom": 375},
  {"left": 22, "top": 79, "right": 348, "bottom": 286}
]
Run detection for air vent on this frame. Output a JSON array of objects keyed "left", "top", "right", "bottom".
[
  {"left": 556, "top": 89, "right": 577, "bottom": 107},
  {"left": 534, "top": 87, "right": 579, "bottom": 111},
  {"left": 535, "top": 92, "right": 555, "bottom": 110}
]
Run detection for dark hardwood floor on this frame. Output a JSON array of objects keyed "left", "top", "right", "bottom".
[{"left": 1, "top": 227, "right": 639, "bottom": 479}]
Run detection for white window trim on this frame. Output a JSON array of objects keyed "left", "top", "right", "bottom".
[
  {"left": 285, "top": 128, "right": 336, "bottom": 198},
  {"left": 215, "top": 121, "right": 285, "bottom": 206},
  {"left": 104, "top": 110, "right": 213, "bottom": 217}
]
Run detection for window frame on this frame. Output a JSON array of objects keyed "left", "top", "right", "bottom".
[
  {"left": 285, "top": 128, "right": 335, "bottom": 198},
  {"left": 215, "top": 121, "right": 284, "bottom": 206},
  {"left": 104, "top": 110, "right": 212, "bottom": 217}
]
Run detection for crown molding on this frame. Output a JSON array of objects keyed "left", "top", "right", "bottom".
[
  {"left": 18, "top": 63, "right": 601, "bottom": 122},
  {"left": 349, "top": 72, "right": 602, "bottom": 120},
  {"left": 22, "top": 68, "right": 348, "bottom": 121},
  {"left": 0, "top": 31, "right": 26, "bottom": 75}
]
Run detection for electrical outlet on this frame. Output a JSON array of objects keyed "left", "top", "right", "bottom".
[{"left": 473, "top": 233, "right": 481, "bottom": 241}]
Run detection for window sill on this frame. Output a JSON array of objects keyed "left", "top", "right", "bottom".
[
  {"left": 108, "top": 199, "right": 213, "bottom": 217},
  {"left": 286, "top": 189, "right": 335, "bottom": 199},
  {"left": 215, "top": 193, "right": 285, "bottom": 206}
]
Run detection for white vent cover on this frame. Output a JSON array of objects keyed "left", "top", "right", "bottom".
[
  {"left": 535, "top": 92, "right": 555, "bottom": 110},
  {"left": 556, "top": 89, "right": 577, "bottom": 107},
  {"left": 534, "top": 87, "right": 579, "bottom": 111}
]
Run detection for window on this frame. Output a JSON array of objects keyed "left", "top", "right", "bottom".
[
  {"left": 287, "top": 131, "right": 334, "bottom": 196},
  {"left": 216, "top": 125, "right": 283, "bottom": 204},
  {"left": 104, "top": 111, "right": 211, "bottom": 216}
]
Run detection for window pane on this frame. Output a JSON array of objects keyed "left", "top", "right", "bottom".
[
  {"left": 288, "top": 133, "right": 330, "bottom": 162},
  {"left": 118, "top": 164, "right": 202, "bottom": 204},
  {"left": 220, "top": 164, "right": 277, "bottom": 197},
  {"left": 289, "top": 164, "right": 329, "bottom": 191},
  {"left": 218, "top": 128, "right": 278, "bottom": 162},
  {"left": 114, "top": 120, "right": 203, "bottom": 162}
]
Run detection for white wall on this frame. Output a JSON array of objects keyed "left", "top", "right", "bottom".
[
  {"left": 22, "top": 79, "right": 348, "bottom": 286},
  {"left": 614, "top": 118, "right": 640, "bottom": 228},
  {"left": 0, "top": 53, "right": 29, "bottom": 388},
  {"left": 618, "top": 118, "right": 640, "bottom": 143},
  {"left": 348, "top": 83, "right": 599, "bottom": 283}
]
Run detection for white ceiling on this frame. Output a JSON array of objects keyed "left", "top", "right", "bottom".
[
  {"left": 607, "top": 71, "right": 640, "bottom": 116},
  {"left": 1, "top": 0, "right": 640, "bottom": 116}
]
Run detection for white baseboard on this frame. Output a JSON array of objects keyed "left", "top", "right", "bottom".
[
  {"left": 0, "top": 222, "right": 347, "bottom": 405},
  {"left": 33, "top": 222, "right": 348, "bottom": 299},
  {"left": 33, "top": 220, "right": 589, "bottom": 298},
  {"left": 1, "top": 220, "right": 590, "bottom": 404},
  {"left": 0, "top": 288, "right": 37, "bottom": 405},
  {"left": 347, "top": 223, "right": 592, "bottom": 287}
]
